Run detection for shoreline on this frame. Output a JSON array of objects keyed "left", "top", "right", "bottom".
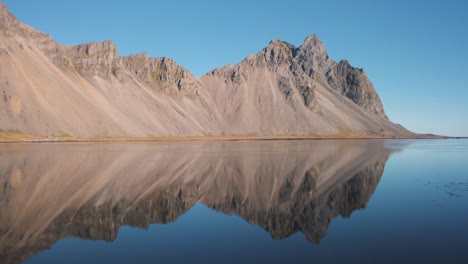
[{"left": 0, "top": 134, "right": 450, "bottom": 144}]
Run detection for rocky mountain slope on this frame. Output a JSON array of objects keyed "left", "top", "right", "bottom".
[
  {"left": 200, "top": 35, "right": 407, "bottom": 136},
  {"left": 0, "top": 3, "right": 410, "bottom": 138}
]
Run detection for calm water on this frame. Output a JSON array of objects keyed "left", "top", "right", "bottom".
[{"left": 0, "top": 139, "right": 467, "bottom": 264}]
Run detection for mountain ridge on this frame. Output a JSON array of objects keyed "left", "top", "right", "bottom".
[{"left": 0, "top": 2, "right": 413, "bottom": 139}]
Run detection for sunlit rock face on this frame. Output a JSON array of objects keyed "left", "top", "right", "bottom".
[
  {"left": 201, "top": 34, "right": 403, "bottom": 136},
  {"left": 0, "top": 3, "right": 409, "bottom": 138},
  {"left": 0, "top": 140, "right": 394, "bottom": 263}
]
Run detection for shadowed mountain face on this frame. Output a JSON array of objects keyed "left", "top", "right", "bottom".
[
  {"left": 0, "top": 3, "right": 410, "bottom": 138},
  {"left": 0, "top": 140, "right": 394, "bottom": 263}
]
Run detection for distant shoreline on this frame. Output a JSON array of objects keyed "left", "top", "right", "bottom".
[{"left": 0, "top": 134, "right": 450, "bottom": 143}]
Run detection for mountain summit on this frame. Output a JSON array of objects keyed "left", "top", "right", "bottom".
[
  {"left": 200, "top": 35, "right": 401, "bottom": 136},
  {"left": 0, "top": 3, "right": 410, "bottom": 139}
]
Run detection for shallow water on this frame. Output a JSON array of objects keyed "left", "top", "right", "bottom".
[{"left": 0, "top": 139, "right": 467, "bottom": 264}]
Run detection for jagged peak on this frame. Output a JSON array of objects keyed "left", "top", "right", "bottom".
[
  {"left": 259, "top": 39, "right": 296, "bottom": 67},
  {"left": 266, "top": 39, "right": 296, "bottom": 50},
  {"left": 70, "top": 40, "right": 118, "bottom": 57},
  {"left": 76, "top": 40, "right": 117, "bottom": 49},
  {"left": 339, "top": 59, "right": 350, "bottom": 65},
  {"left": 0, "top": 2, "right": 8, "bottom": 12},
  {"left": 303, "top": 34, "right": 323, "bottom": 46},
  {"left": 293, "top": 34, "right": 331, "bottom": 77},
  {"left": 0, "top": 3, "right": 54, "bottom": 46},
  {"left": 299, "top": 34, "right": 327, "bottom": 54},
  {"left": 159, "top": 56, "right": 173, "bottom": 63},
  {"left": 0, "top": 2, "right": 14, "bottom": 29},
  {"left": 125, "top": 52, "right": 149, "bottom": 59},
  {"left": 338, "top": 59, "right": 364, "bottom": 73},
  {"left": 122, "top": 54, "right": 184, "bottom": 71},
  {"left": 155, "top": 56, "right": 181, "bottom": 69}
]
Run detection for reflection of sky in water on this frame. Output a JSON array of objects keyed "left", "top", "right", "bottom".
[{"left": 1, "top": 139, "right": 465, "bottom": 264}]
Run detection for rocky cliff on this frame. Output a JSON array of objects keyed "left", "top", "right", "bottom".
[
  {"left": 200, "top": 35, "right": 403, "bottom": 135},
  {"left": 0, "top": 3, "right": 410, "bottom": 138}
]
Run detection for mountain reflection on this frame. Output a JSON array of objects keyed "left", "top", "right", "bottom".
[{"left": 0, "top": 140, "right": 394, "bottom": 263}]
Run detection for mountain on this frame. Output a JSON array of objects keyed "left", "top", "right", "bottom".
[
  {"left": 201, "top": 36, "right": 406, "bottom": 135},
  {"left": 0, "top": 140, "right": 393, "bottom": 263},
  {"left": 0, "top": 3, "right": 220, "bottom": 138},
  {"left": 0, "top": 3, "right": 411, "bottom": 139}
]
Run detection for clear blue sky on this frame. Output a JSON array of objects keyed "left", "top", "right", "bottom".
[{"left": 3, "top": 0, "right": 468, "bottom": 136}]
